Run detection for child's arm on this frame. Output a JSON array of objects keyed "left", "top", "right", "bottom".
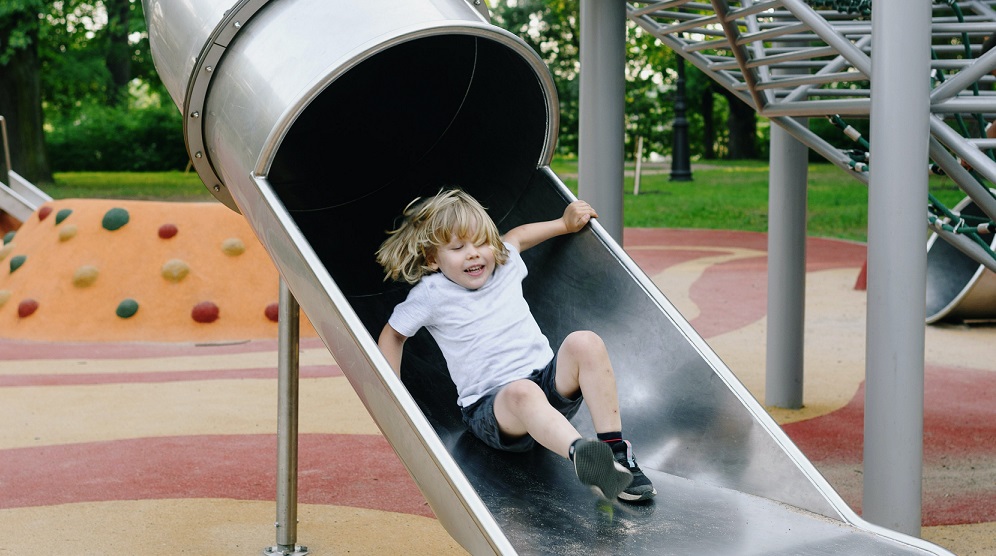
[
  {"left": 503, "top": 200, "right": 598, "bottom": 253},
  {"left": 378, "top": 323, "right": 407, "bottom": 377}
]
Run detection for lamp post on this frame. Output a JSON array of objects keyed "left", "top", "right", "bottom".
[{"left": 670, "top": 55, "right": 693, "bottom": 181}]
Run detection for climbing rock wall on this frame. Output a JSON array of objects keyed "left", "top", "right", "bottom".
[{"left": 0, "top": 199, "right": 316, "bottom": 342}]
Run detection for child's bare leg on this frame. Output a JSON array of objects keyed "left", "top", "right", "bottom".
[
  {"left": 554, "top": 330, "right": 621, "bottom": 434},
  {"left": 493, "top": 353, "right": 636, "bottom": 501},
  {"left": 556, "top": 331, "right": 657, "bottom": 501},
  {"left": 493, "top": 380, "right": 581, "bottom": 458}
]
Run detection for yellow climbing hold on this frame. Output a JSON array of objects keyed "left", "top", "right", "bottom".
[
  {"left": 161, "top": 259, "right": 191, "bottom": 282},
  {"left": 73, "top": 265, "right": 100, "bottom": 287},
  {"left": 221, "top": 237, "right": 246, "bottom": 256},
  {"left": 59, "top": 224, "right": 79, "bottom": 242},
  {"left": 0, "top": 290, "right": 10, "bottom": 307}
]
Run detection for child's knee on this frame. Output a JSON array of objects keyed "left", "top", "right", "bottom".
[
  {"left": 498, "top": 379, "right": 545, "bottom": 410},
  {"left": 563, "top": 330, "right": 607, "bottom": 357},
  {"left": 500, "top": 380, "right": 543, "bottom": 404}
]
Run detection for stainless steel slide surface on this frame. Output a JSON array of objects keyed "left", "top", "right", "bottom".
[{"left": 240, "top": 166, "right": 948, "bottom": 556}]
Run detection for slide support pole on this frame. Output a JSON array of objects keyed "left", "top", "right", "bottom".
[
  {"left": 765, "top": 119, "right": 808, "bottom": 409},
  {"left": 863, "top": 0, "right": 931, "bottom": 537},
  {"left": 264, "top": 280, "right": 309, "bottom": 556},
  {"left": 579, "top": 0, "right": 626, "bottom": 243}
]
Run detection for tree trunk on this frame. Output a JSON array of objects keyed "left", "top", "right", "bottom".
[
  {"left": 725, "top": 93, "right": 758, "bottom": 159},
  {"left": 701, "top": 89, "right": 716, "bottom": 160},
  {"left": 105, "top": 0, "right": 132, "bottom": 107},
  {"left": 0, "top": 12, "right": 52, "bottom": 184}
]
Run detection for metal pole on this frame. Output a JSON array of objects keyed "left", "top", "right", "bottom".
[
  {"left": 864, "top": 0, "right": 930, "bottom": 537},
  {"left": 670, "top": 55, "right": 693, "bottom": 181},
  {"left": 765, "top": 40, "right": 808, "bottom": 409},
  {"left": 579, "top": 0, "right": 626, "bottom": 243},
  {"left": 765, "top": 121, "right": 808, "bottom": 409},
  {"left": 0, "top": 116, "right": 12, "bottom": 187},
  {"left": 264, "top": 280, "right": 309, "bottom": 556}
]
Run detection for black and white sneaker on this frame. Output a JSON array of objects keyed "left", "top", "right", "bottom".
[
  {"left": 572, "top": 439, "right": 633, "bottom": 501},
  {"left": 611, "top": 440, "right": 657, "bottom": 502}
]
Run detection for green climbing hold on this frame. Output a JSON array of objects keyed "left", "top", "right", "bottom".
[
  {"left": 116, "top": 299, "right": 140, "bottom": 319},
  {"left": 102, "top": 207, "right": 130, "bottom": 231},
  {"left": 9, "top": 254, "right": 26, "bottom": 273},
  {"left": 55, "top": 208, "right": 73, "bottom": 225},
  {"left": 3, "top": 231, "right": 14, "bottom": 245}
]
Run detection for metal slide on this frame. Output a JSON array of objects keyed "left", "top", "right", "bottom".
[
  {"left": 143, "top": 1, "right": 950, "bottom": 553},
  {"left": 0, "top": 116, "right": 51, "bottom": 222}
]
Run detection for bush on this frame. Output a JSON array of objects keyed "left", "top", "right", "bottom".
[{"left": 46, "top": 103, "right": 189, "bottom": 171}]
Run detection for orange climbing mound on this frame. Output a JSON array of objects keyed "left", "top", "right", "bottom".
[{"left": 0, "top": 199, "right": 316, "bottom": 342}]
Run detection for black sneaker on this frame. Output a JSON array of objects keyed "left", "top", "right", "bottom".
[
  {"left": 611, "top": 440, "right": 657, "bottom": 502},
  {"left": 572, "top": 439, "right": 633, "bottom": 500}
]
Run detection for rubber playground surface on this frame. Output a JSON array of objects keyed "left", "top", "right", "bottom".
[{"left": 0, "top": 200, "right": 993, "bottom": 554}]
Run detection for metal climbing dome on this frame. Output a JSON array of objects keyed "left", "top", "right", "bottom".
[{"left": 627, "top": 0, "right": 996, "bottom": 322}]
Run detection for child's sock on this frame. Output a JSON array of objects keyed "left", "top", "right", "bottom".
[
  {"left": 597, "top": 431, "right": 623, "bottom": 447},
  {"left": 568, "top": 438, "right": 583, "bottom": 461}
]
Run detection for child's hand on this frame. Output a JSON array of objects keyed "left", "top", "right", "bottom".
[{"left": 562, "top": 200, "right": 598, "bottom": 233}]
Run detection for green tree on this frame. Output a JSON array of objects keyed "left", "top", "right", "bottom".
[
  {"left": 4, "top": 1, "right": 181, "bottom": 176},
  {"left": 625, "top": 23, "right": 673, "bottom": 160},
  {"left": 490, "top": 1, "right": 762, "bottom": 160},
  {"left": 41, "top": 0, "right": 155, "bottom": 114},
  {"left": 103, "top": 0, "right": 132, "bottom": 106},
  {"left": 492, "top": 0, "right": 676, "bottom": 157},
  {"left": 0, "top": 0, "right": 53, "bottom": 184},
  {"left": 714, "top": 85, "right": 759, "bottom": 159},
  {"left": 491, "top": 0, "right": 583, "bottom": 155}
]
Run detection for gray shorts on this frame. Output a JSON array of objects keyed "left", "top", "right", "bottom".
[{"left": 460, "top": 355, "right": 584, "bottom": 452}]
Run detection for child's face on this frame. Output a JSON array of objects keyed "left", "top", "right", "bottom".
[{"left": 428, "top": 234, "right": 496, "bottom": 290}]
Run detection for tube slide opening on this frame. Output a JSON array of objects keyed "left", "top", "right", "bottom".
[{"left": 268, "top": 34, "right": 551, "bottom": 300}]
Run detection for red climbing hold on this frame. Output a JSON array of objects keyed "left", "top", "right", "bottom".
[
  {"left": 158, "top": 223, "right": 179, "bottom": 239},
  {"left": 191, "top": 301, "right": 220, "bottom": 323},
  {"left": 18, "top": 299, "right": 39, "bottom": 318},
  {"left": 265, "top": 302, "right": 279, "bottom": 322},
  {"left": 38, "top": 206, "right": 53, "bottom": 221}
]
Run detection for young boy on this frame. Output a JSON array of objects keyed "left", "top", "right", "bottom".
[{"left": 376, "top": 188, "right": 656, "bottom": 502}]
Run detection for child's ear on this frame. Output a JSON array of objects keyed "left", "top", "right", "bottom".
[{"left": 426, "top": 253, "right": 439, "bottom": 271}]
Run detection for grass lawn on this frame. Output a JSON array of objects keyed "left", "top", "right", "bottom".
[
  {"left": 50, "top": 171, "right": 214, "bottom": 202},
  {"left": 49, "top": 160, "right": 970, "bottom": 243},
  {"left": 555, "top": 158, "right": 968, "bottom": 242}
]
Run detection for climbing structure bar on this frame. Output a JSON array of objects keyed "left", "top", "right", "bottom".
[{"left": 628, "top": 0, "right": 996, "bottom": 302}]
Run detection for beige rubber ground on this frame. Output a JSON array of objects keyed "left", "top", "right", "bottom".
[{"left": 1, "top": 201, "right": 992, "bottom": 554}]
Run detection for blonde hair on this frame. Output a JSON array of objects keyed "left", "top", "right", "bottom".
[{"left": 376, "top": 188, "right": 509, "bottom": 284}]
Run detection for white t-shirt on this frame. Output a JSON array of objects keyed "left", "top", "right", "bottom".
[{"left": 388, "top": 243, "right": 554, "bottom": 407}]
